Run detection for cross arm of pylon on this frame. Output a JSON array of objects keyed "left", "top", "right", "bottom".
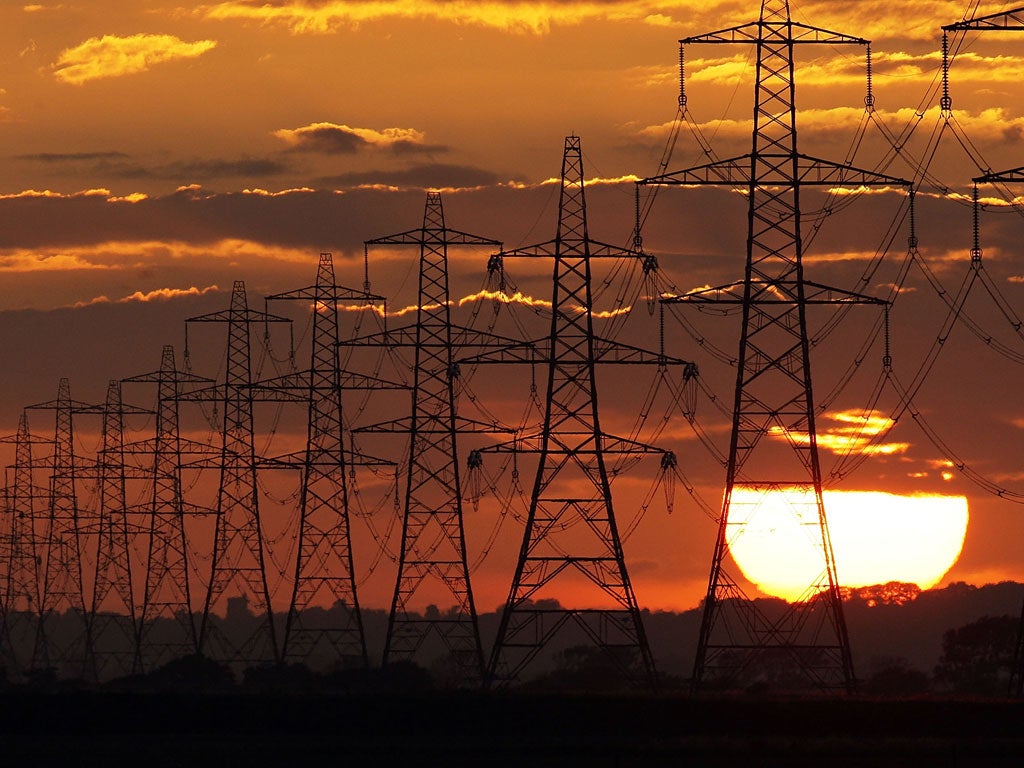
[
  {"left": 264, "top": 284, "right": 385, "bottom": 303},
  {"left": 365, "top": 229, "right": 502, "bottom": 247},
  {"left": 943, "top": 7, "right": 1024, "bottom": 31},
  {"left": 663, "top": 280, "right": 887, "bottom": 306},
  {"left": 354, "top": 415, "right": 513, "bottom": 435},
  {"left": 120, "top": 436, "right": 221, "bottom": 456},
  {"left": 592, "top": 336, "right": 694, "bottom": 366},
  {"left": 475, "top": 430, "right": 669, "bottom": 456},
  {"left": 185, "top": 307, "right": 292, "bottom": 324},
  {"left": 249, "top": 370, "right": 408, "bottom": 393},
  {"left": 642, "top": 154, "right": 909, "bottom": 187},
  {"left": 121, "top": 369, "right": 213, "bottom": 386},
  {"left": 681, "top": 20, "right": 866, "bottom": 46},
  {"left": 975, "top": 166, "right": 1024, "bottom": 184},
  {"left": 497, "top": 239, "right": 641, "bottom": 260},
  {"left": 257, "top": 448, "right": 396, "bottom": 469}
]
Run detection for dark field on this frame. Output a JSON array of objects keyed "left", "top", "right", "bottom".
[{"left": 1, "top": 693, "right": 1021, "bottom": 767}]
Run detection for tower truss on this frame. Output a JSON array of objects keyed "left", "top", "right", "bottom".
[
  {"left": 24, "top": 378, "right": 95, "bottom": 673},
  {"left": 343, "top": 192, "right": 503, "bottom": 683},
  {"left": 78, "top": 380, "right": 150, "bottom": 680},
  {"left": 0, "top": 412, "right": 47, "bottom": 674},
  {"left": 642, "top": 0, "right": 909, "bottom": 692},
  {"left": 262, "top": 253, "right": 387, "bottom": 668},
  {"left": 183, "top": 281, "right": 292, "bottom": 666},
  {"left": 470, "top": 136, "right": 692, "bottom": 689},
  {"left": 122, "top": 345, "right": 212, "bottom": 671}
]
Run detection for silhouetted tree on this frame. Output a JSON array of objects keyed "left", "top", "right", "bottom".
[
  {"left": 934, "top": 615, "right": 1016, "bottom": 695},
  {"left": 862, "top": 656, "right": 930, "bottom": 696}
]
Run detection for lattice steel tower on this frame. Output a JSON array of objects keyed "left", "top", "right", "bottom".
[
  {"left": 348, "top": 192, "right": 502, "bottom": 683},
  {"left": 25, "top": 378, "right": 93, "bottom": 672},
  {"left": 81, "top": 380, "right": 149, "bottom": 679},
  {"left": 122, "top": 345, "right": 210, "bottom": 670},
  {"left": 263, "top": 253, "right": 386, "bottom": 668},
  {"left": 942, "top": 4, "right": 1024, "bottom": 698},
  {"left": 0, "top": 412, "right": 44, "bottom": 673},
  {"left": 643, "top": 0, "right": 908, "bottom": 691},
  {"left": 482, "top": 136, "right": 689, "bottom": 688},
  {"left": 184, "top": 281, "right": 291, "bottom": 665}
]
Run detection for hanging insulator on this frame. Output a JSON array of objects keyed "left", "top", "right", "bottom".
[
  {"left": 682, "top": 362, "right": 698, "bottom": 419},
  {"left": 940, "top": 32, "right": 952, "bottom": 113},
  {"left": 971, "top": 182, "right": 982, "bottom": 264},
  {"left": 363, "top": 243, "right": 372, "bottom": 293},
  {"left": 678, "top": 43, "right": 687, "bottom": 109},
  {"left": 907, "top": 190, "right": 918, "bottom": 252},
  {"left": 661, "top": 452, "right": 677, "bottom": 514},
  {"left": 466, "top": 450, "right": 483, "bottom": 512},
  {"left": 864, "top": 45, "right": 874, "bottom": 111},
  {"left": 644, "top": 253, "right": 659, "bottom": 317},
  {"left": 448, "top": 362, "right": 461, "bottom": 380},
  {"left": 883, "top": 306, "right": 892, "bottom": 372}
]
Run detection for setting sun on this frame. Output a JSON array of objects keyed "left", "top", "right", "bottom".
[{"left": 726, "top": 489, "right": 969, "bottom": 601}]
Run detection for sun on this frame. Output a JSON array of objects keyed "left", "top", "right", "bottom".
[{"left": 725, "top": 488, "right": 969, "bottom": 601}]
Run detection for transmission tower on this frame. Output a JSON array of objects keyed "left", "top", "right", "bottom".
[
  {"left": 24, "top": 378, "right": 95, "bottom": 674},
  {"left": 122, "top": 345, "right": 212, "bottom": 671},
  {"left": 343, "top": 192, "right": 503, "bottom": 683},
  {"left": 472, "top": 135, "right": 691, "bottom": 689},
  {"left": 78, "top": 380, "right": 151, "bottom": 680},
  {"left": 0, "top": 412, "right": 47, "bottom": 674},
  {"left": 642, "top": 1, "right": 909, "bottom": 691},
  {"left": 262, "top": 253, "right": 390, "bottom": 668},
  {"left": 182, "top": 281, "right": 292, "bottom": 666}
]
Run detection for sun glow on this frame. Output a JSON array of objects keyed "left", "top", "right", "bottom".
[{"left": 726, "top": 488, "right": 969, "bottom": 602}]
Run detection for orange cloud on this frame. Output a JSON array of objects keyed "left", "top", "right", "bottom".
[
  {"left": 53, "top": 33, "right": 217, "bottom": 85},
  {"left": 768, "top": 409, "right": 910, "bottom": 457},
  {"left": 0, "top": 238, "right": 316, "bottom": 274},
  {"left": 272, "top": 122, "right": 432, "bottom": 153},
  {"left": 203, "top": 0, "right": 684, "bottom": 34},
  {"left": 73, "top": 284, "right": 221, "bottom": 308}
]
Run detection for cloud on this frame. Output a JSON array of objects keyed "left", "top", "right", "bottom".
[
  {"left": 0, "top": 239, "right": 315, "bottom": 275},
  {"left": 202, "top": 0, "right": 684, "bottom": 34},
  {"left": 73, "top": 284, "right": 221, "bottom": 308},
  {"left": 273, "top": 122, "right": 445, "bottom": 154},
  {"left": 769, "top": 409, "right": 911, "bottom": 457},
  {"left": 18, "top": 151, "right": 131, "bottom": 163},
  {"left": 199, "top": 1, "right": 975, "bottom": 40},
  {"left": 53, "top": 34, "right": 217, "bottom": 85},
  {"left": 317, "top": 163, "right": 502, "bottom": 191}
]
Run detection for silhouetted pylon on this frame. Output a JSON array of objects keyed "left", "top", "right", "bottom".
[
  {"left": 471, "top": 135, "right": 691, "bottom": 689},
  {"left": 643, "top": 0, "right": 909, "bottom": 692},
  {"left": 24, "top": 378, "right": 94, "bottom": 673},
  {"left": 0, "top": 412, "right": 46, "bottom": 673},
  {"left": 76, "top": 380, "right": 152, "bottom": 679},
  {"left": 122, "top": 345, "right": 212, "bottom": 671},
  {"left": 344, "top": 192, "right": 505, "bottom": 684},
  {"left": 183, "top": 281, "right": 292, "bottom": 665},
  {"left": 263, "top": 253, "right": 391, "bottom": 667}
]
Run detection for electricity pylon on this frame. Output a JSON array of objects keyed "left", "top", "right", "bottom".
[
  {"left": 262, "top": 253, "right": 392, "bottom": 668},
  {"left": 642, "top": 0, "right": 909, "bottom": 692},
  {"left": 471, "top": 135, "right": 691, "bottom": 689},
  {"left": 0, "top": 412, "right": 47, "bottom": 674},
  {"left": 122, "top": 345, "right": 212, "bottom": 671},
  {"left": 78, "top": 380, "right": 151, "bottom": 680},
  {"left": 343, "top": 192, "right": 504, "bottom": 684},
  {"left": 183, "top": 281, "right": 292, "bottom": 666},
  {"left": 24, "top": 378, "right": 95, "bottom": 674}
]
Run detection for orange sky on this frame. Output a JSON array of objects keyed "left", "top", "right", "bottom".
[{"left": 3, "top": 1, "right": 1024, "bottom": 613}]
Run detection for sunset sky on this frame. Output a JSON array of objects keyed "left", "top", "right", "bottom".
[{"left": 4, "top": 0, "right": 1024, "bottom": 615}]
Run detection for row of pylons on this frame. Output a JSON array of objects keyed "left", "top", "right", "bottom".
[{"left": 3, "top": 0, "right": 1020, "bottom": 692}]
